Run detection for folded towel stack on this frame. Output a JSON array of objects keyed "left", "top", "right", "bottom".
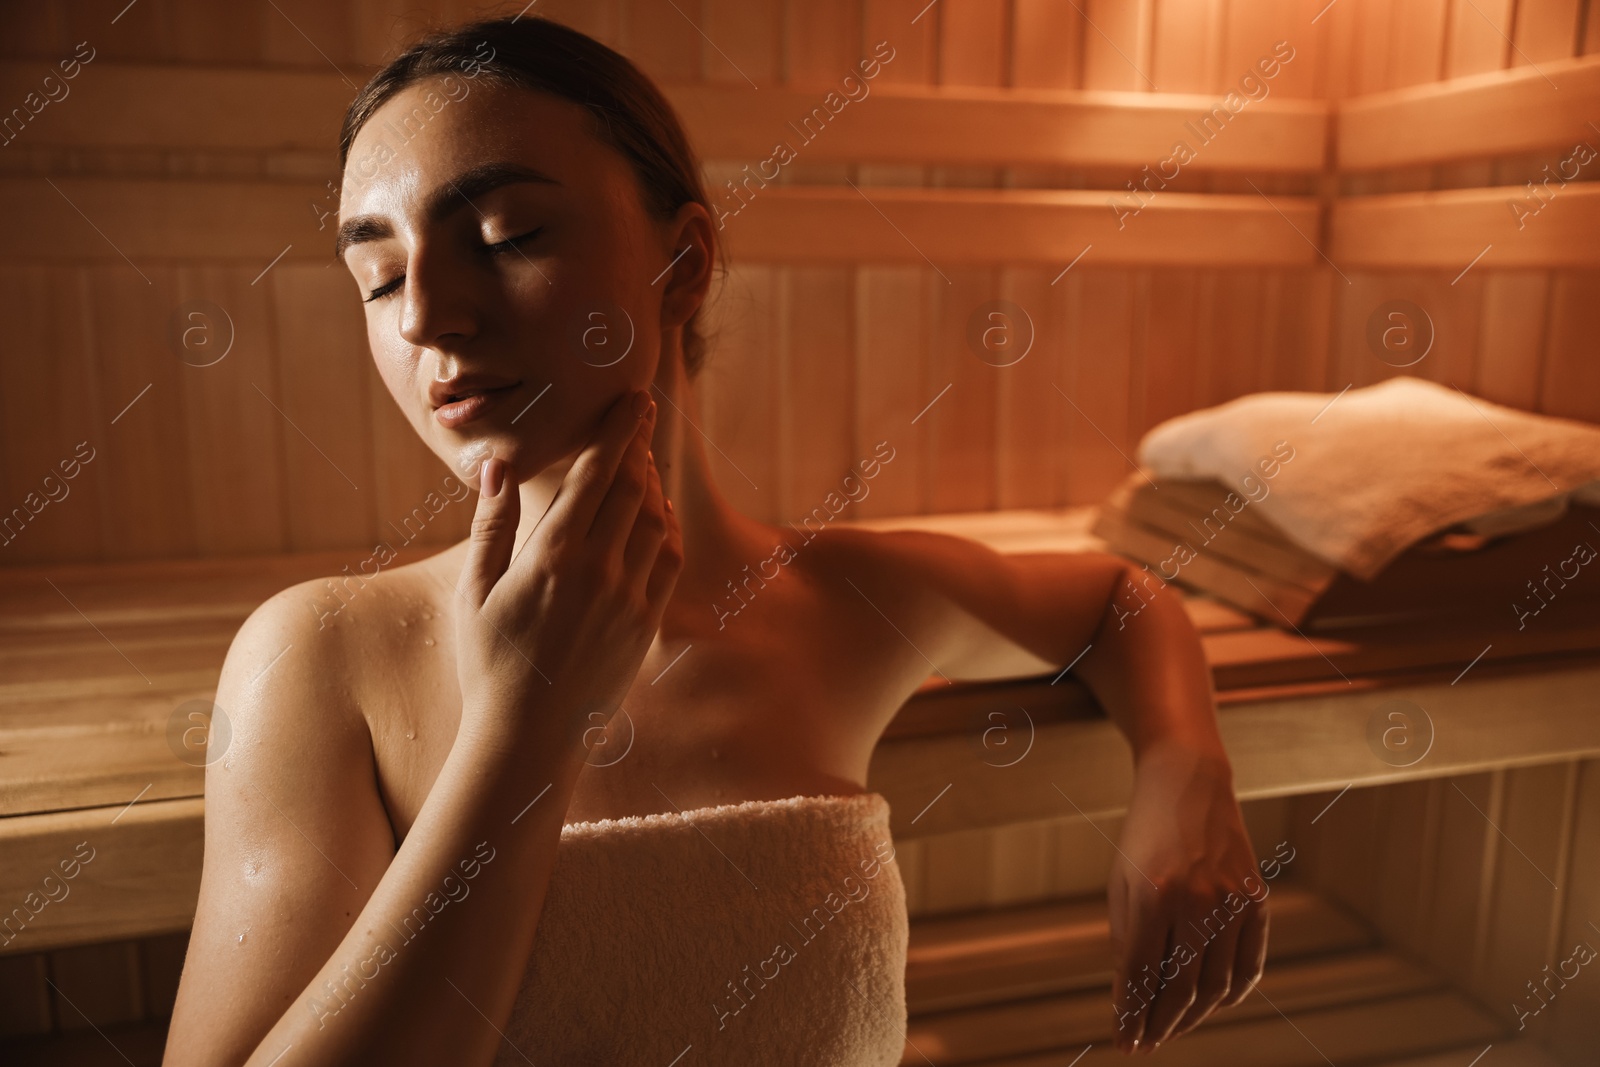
[
  {"left": 1094, "top": 377, "right": 1600, "bottom": 627},
  {"left": 495, "top": 791, "right": 908, "bottom": 1067}
]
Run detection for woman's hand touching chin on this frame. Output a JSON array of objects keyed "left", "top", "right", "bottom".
[{"left": 1106, "top": 739, "right": 1268, "bottom": 1054}]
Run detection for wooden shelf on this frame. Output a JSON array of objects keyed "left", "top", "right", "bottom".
[{"left": 4, "top": 506, "right": 1599, "bottom": 955}]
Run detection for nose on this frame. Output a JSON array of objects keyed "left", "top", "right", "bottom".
[{"left": 397, "top": 244, "right": 479, "bottom": 352}]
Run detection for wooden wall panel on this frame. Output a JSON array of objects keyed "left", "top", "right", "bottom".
[
  {"left": 1537, "top": 270, "right": 1600, "bottom": 423},
  {"left": 0, "top": 267, "right": 103, "bottom": 565},
  {"left": 270, "top": 264, "right": 380, "bottom": 552}
]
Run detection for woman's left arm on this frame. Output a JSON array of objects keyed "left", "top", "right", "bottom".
[{"left": 856, "top": 530, "right": 1268, "bottom": 1055}]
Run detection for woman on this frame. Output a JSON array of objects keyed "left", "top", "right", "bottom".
[{"left": 165, "top": 16, "right": 1266, "bottom": 1066}]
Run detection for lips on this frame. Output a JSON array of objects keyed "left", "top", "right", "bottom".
[
  {"left": 430, "top": 374, "right": 521, "bottom": 429},
  {"left": 428, "top": 373, "right": 521, "bottom": 409}
]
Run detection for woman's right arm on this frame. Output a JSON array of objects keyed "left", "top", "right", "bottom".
[{"left": 166, "top": 389, "right": 677, "bottom": 1066}]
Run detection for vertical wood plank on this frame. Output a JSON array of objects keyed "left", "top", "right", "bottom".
[
  {"left": 925, "top": 269, "right": 998, "bottom": 513},
  {"left": 1048, "top": 811, "right": 1122, "bottom": 899},
  {"left": 1351, "top": 0, "right": 1397, "bottom": 94},
  {"left": 855, "top": 0, "right": 937, "bottom": 519},
  {"left": 137, "top": 932, "right": 188, "bottom": 1020},
  {"left": 47, "top": 942, "right": 142, "bottom": 1032},
  {"left": 622, "top": 0, "right": 706, "bottom": 82},
  {"left": 1149, "top": 0, "right": 1214, "bottom": 93},
  {"left": 176, "top": 266, "right": 288, "bottom": 557},
  {"left": 777, "top": 267, "right": 861, "bottom": 519},
  {"left": 1060, "top": 269, "right": 1134, "bottom": 506},
  {"left": 0, "top": 266, "right": 105, "bottom": 565},
  {"left": 853, "top": 267, "right": 931, "bottom": 518},
  {"left": 937, "top": 0, "right": 1007, "bottom": 86},
  {"left": 1011, "top": 0, "right": 1084, "bottom": 89},
  {"left": 0, "top": 952, "right": 52, "bottom": 1038},
  {"left": 85, "top": 266, "right": 199, "bottom": 561},
  {"left": 1512, "top": 0, "right": 1586, "bottom": 63},
  {"left": 1131, "top": 268, "right": 1200, "bottom": 438},
  {"left": 700, "top": 263, "right": 780, "bottom": 521},
  {"left": 1386, "top": 0, "right": 1451, "bottom": 86},
  {"left": 1475, "top": 273, "right": 1551, "bottom": 410},
  {"left": 1081, "top": 0, "right": 1155, "bottom": 92},
  {"left": 703, "top": 0, "right": 783, "bottom": 86},
  {"left": 987, "top": 819, "right": 1056, "bottom": 907},
  {"left": 778, "top": 0, "right": 864, "bottom": 520},
  {"left": 270, "top": 264, "right": 379, "bottom": 551},
  {"left": 918, "top": 824, "right": 994, "bottom": 914},
  {"left": 1477, "top": 763, "right": 1578, "bottom": 1028},
  {"left": 785, "top": 0, "right": 864, "bottom": 83},
  {"left": 1548, "top": 758, "right": 1600, "bottom": 1059},
  {"left": 1369, "top": 779, "right": 1438, "bottom": 958},
  {"left": 1538, "top": 271, "right": 1600, "bottom": 422},
  {"left": 1445, "top": 0, "right": 1515, "bottom": 75},
  {"left": 994, "top": 268, "right": 1070, "bottom": 509},
  {"left": 259, "top": 0, "right": 355, "bottom": 70}
]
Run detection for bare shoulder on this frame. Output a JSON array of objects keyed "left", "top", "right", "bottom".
[
  {"left": 799, "top": 523, "right": 1130, "bottom": 683},
  {"left": 169, "top": 569, "right": 415, "bottom": 1063}
]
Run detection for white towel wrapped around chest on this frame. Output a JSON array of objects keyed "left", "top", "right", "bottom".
[{"left": 493, "top": 792, "right": 908, "bottom": 1067}]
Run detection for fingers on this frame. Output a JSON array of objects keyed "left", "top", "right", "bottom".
[
  {"left": 1221, "top": 895, "right": 1269, "bottom": 1008},
  {"left": 1135, "top": 915, "right": 1199, "bottom": 1051},
  {"left": 1111, "top": 883, "right": 1165, "bottom": 1054},
  {"left": 590, "top": 402, "right": 656, "bottom": 551},
  {"left": 544, "top": 389, "right": 654, "bottom": 539},
  {"left": 1168, "top": 908, "right": 1243, "bottom": 1040},
  {"left": 459, "top": 457, "right": 520, "bottom": 609},
  {"left": 621, "top": 450, "right": 669, "bottom": 583}
]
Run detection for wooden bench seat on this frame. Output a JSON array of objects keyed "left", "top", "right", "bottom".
[{"left": 4, "top": 506, "right": 1599, "bottom": 956}]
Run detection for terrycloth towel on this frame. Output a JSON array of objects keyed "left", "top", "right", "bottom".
[
  {"left": 494, "top": 792, "right": 908, "bottom": 1067},
  {"left": 1138, "top": 376, "right": 1600, "bottom": 580}
]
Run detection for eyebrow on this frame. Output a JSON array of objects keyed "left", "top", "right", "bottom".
[{"left": 333, "top": 162, "right": 562, "bottom": 260}]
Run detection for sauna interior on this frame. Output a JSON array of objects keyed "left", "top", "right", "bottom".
[{"left": 2, "top": 0, "right": 1599, "bottom": 1063}]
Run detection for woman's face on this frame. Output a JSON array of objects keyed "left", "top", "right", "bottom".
[{"left": 337, "top": 77, "right": 705, "bottom": 488}]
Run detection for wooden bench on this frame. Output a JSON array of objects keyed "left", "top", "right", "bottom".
[{"left": 5, "top": 505, "right": 1598, "bottom": 956}]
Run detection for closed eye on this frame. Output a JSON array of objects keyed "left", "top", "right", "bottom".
[
  {"left": 486, "top": 228, "right": 544, "bottom": 255},
  {"left": 362, "top": 228, "right": 544, "bottom": 303},
  {"left": 365, "top": 277, "right": 403, "bottom": 303}
]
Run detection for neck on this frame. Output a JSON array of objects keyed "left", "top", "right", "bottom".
[{"left": 508, "top": 357, "right": 758, "bottom": 613}]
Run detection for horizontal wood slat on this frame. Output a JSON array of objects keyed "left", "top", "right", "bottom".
[
  {"left": 1330, "top": 184, "right": 1600, "bottom": 268},
  {"left": 1338, "top": 54, "right": 1600, "bottom": 170},
  {"left": 0, "top": 62, "right": 1328, "bottom": 171},
  {"left": 0, "top": 799, "right": 202, "bottom": 957},
  {"left": 723, "top": 187, "right": 1322, "bottom": 266},
  {"left": 0, "top": 178, "right": 1325, "bottom": 268},
  {"left": 871, "top": 661, "right": 1600, "bottom": 837},
  {"left": 676, "top": 83, "right": 1328, "bottom": 171}
]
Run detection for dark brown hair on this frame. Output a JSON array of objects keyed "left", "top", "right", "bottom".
[{"left": 337, "top": 16, "right": 723, "bottom": 378}]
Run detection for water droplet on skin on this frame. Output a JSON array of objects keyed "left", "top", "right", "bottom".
[
  {"left": 237, "top": 932, "right": 247, "bottom": 944},
  {"left": 424, "top": 637, "right": 435, "bottom": 647},
  {"left": 406, "top": 731, "right": 416, "bottom": 741},
  {"left": 399, "top": 619, "right": 409, "bottom": 628}
]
